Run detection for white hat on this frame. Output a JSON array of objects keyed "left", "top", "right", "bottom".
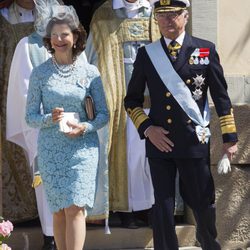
[{"left": 34, "top": 0, "right": 79, "bottom": 37}]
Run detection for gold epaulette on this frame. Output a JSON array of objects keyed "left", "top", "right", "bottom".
[
  {"left": 219, "top": 109, "right": 237, "bottom": 134},
  {"left": 32, "top": 175, "right": 42, "bottom": 188},
  {"left": 127, "top": 107, "right": 149, "bottom": 129}
]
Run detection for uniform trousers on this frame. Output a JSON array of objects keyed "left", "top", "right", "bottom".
[{"left": 148, "top": 157, "right": 221, "bottom": 250}]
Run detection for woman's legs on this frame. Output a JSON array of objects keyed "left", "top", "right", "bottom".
[
  {"left": 53, "top": 209, "right": 66, "bottom": 250},
  {"left": 65, "top": 205, "right": 86, "bottom": 250}
]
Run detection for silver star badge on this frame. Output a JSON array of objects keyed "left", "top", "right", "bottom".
[
  {"left": 192, "top": 74, "right": 205, "bottom": 88},
  {"left": 192, "top": 89, "right": 203, "bottom": 100}
]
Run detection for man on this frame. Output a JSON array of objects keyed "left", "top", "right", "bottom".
[
  {"left": 85, "top": 0, "right": 161, "bottom": 228},
  {"left": 0, "top": 0, "right": 11, "bottom": 8},
  {"left": 0, "top": 3, "right": 35, "bottom": 221},
  {"left": 0, "top": 0, "right": 34, "bottom": 24},
  {"left": 63, "top": 0, "right": 106, "bottom": 33},
  {"left": 124, "top": 0, "right": 238, "bottom": 249},
  {"left": 0, "top": 0, "right": 35, "bottom": 235}
]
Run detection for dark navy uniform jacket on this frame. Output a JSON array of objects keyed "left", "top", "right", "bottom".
[{"left": 124, "top": 34, "right": 238, "bottom": 159}]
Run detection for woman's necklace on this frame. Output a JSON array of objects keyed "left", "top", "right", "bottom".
[{"left": 52, "top": 55, "right": 77, "bottom": 78}]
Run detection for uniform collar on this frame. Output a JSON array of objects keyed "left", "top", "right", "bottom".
[
  {"left": 164, "top": 31, "right": 186, "bottom": 47},
  {"left": 113, "top": 0, "right": 150, "bottom": 10}
]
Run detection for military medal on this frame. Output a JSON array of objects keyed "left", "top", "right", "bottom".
[
  {"left": 191, "top": 48, "right": 200, "bottom": 57},
  {"left": 192, "top": 89, "right": 203, "bottom": 101},
  {"left": 199, "top": 48, "right": 210, "bottom": 58},
  {"left": 190, "top": 49, "right": 200, "bottom": 65},
  {"left": 192, "top": 74, "right": 205, "bottom": 87},
  {"left": 189, "top": 57, "right": 194, "bottom": 64},
  {"left": 190, "top": 48, "right": 210, "bottom": 65},
  {"left": 199, "top": 48, "right": 210, "bottom": 65},
  {"left": 194, "top": 57, "right": 199, "bottom": 65},
  {"left": 204, "top": 57, "right": 210, "bottom": 65},
  {"left": 192, "top": 74, "right": 205, "bottom": 100}
]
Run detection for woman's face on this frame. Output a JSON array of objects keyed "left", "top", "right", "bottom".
[{"left": 50, "top": 23, "right": 77, "bottom": 56}]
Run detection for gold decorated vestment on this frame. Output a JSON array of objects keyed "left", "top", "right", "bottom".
[
  {"left": 89, "top": 0, "right": 160, "bottom": 211},
  {"left": 0, "top": 15, "right": 37, "bottom": 221}
]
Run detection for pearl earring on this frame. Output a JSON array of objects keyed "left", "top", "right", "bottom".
[{"left": 73, "top": 44, "right": 76, "bottom": 49}]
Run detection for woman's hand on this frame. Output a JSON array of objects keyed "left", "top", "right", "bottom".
[
  {"left": 65, "top": 121, "right": 86, "bottom": 138},
  {"left": 52, "top": 107, "right": 64, "bottom": 123}
]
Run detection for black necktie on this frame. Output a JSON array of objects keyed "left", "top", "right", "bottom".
[{"left": 167, "top": 40, "right": 181, "bottom": 61}]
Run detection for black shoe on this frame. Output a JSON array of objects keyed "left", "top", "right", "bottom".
[
  {"left": 42, "top": 235, "right": 57, "bottom": 250},
  {"left": 175, "top": 215, "right": 184, "bottom": 224},
  {"left": 119, "top": 212, "right": 139, "bottom": 229},
  {"left": 134, "top": 208, "right": 152, "bottom": 227}
]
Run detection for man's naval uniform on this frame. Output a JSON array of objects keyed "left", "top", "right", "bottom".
[{"left": 124, "top": 33, "right": 238, "bottom": 249}]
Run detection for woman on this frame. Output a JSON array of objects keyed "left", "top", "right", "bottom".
[{"left": 25, "top": 4, "right": 109, "bottom": 250}]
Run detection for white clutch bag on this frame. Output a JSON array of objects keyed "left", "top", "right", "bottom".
[
  {"left": 59, "top": 112, "right": 80, "bottom": 133},
  {"left": 217, "top": 154, "right": 231, "bottom": 174}
]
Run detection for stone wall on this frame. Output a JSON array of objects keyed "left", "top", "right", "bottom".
[
  {"left": 188, "top": 1, "right": 250, "bottom": 247},
  {"left": 186, "top": 106, "right": 250, "bottom": 248},
  {"left": 212, "top": 165, "right": 250, "bottom": 248},
  {"left": 218, "top": 0, "right": 250, "bottom": 76},
  {"left": 210, "top": 106, "right": 250, "bottom": 248}
]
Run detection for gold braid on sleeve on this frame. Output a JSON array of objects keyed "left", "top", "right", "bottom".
[
  {"left": 219, "top": 109, "right": 237, "bottom": 134},
  {"left": 127, "top": 107, "right": 149, "bottom": 129}
]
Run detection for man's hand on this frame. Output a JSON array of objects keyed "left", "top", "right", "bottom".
[
  {"left": 65, "top": 121, "right": 86, "bottom": 138},
  {"left": 223, "top": 142, "right": 238, "bottom": 161},
  {"left": 146, "top": 126, "right": 174, "bottom": 152}
]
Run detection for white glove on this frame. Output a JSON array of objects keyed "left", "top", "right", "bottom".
[{"left": 217, "top": 154, "right": 231, "bottom": 174}]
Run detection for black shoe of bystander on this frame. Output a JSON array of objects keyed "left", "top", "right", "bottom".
[
  {"left": 42, "top": 235, "right": 57, "bottom": 250},
  {"left": 119, "top": 212, "right": 139, "bottom": 229}
]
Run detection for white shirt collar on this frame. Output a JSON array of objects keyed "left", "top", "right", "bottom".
[
  {"left": 5, "top": 2, "right": 34, "bottom": 24},
  {"left": 164, "top": 31, "right": 186, "bottom": 47},
  {"left": 113, "top": 0, "right": 150, "bottom": 10}
]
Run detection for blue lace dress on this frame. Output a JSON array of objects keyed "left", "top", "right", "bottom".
[{"left": 25, "top": 56, "right": 109, "bottom": 213}]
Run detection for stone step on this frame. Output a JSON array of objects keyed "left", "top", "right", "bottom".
[
  {"left": 7, "top": 224, "right": 197, "bottom": 250},
  {"left": 179, "top": 248, "right": 201, "bottom": 250},
  {"left": 122, "top": 248, "right": 201, "bottom": 250}
]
